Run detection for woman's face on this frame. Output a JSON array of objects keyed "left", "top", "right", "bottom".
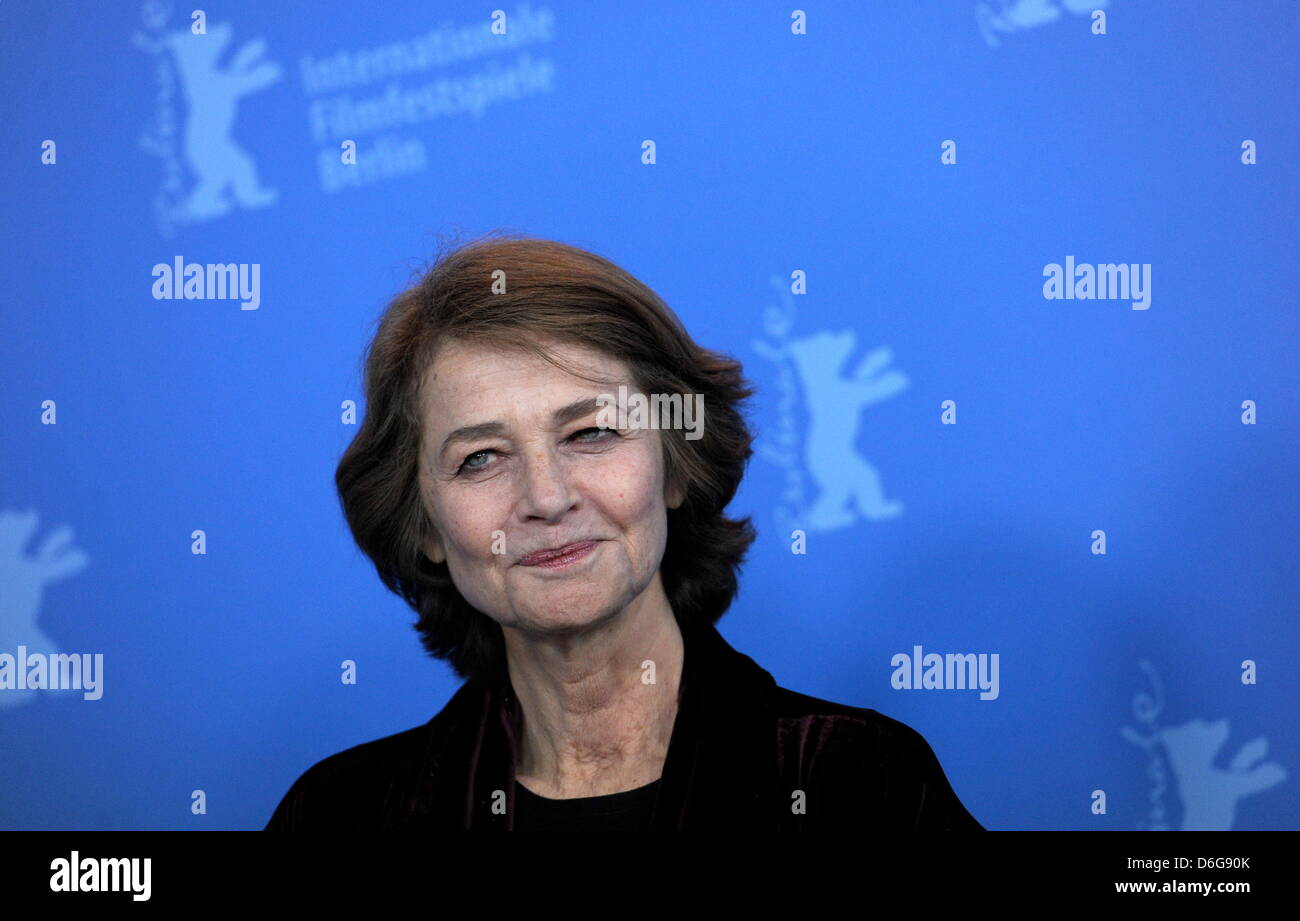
[{"left": 416, "top": 338, "right": 685, "bottom": 637}]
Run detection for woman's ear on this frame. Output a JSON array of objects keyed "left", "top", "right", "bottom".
[
  {"left": 423, "top": 531, "right": 446, "bottom": 565},
  {"left": 666, "top": 477, "right": 686, "bottom": 511}
]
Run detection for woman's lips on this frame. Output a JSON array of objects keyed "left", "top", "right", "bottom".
[{"left": 518, "top": 541, "right": 597, "bottom": 568}]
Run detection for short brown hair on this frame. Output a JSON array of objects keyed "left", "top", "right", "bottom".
[{"left": 336, "top": 231, "right": 757, "bottom": 684}]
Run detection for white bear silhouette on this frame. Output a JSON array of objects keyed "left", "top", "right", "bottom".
[{"left": 0, "top": 509, "right": 90, "bottom": 710}]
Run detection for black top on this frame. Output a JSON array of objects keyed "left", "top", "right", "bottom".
[
  {"left": 266, "top": 616, "right": 986, "bottom": 830},
  {"left": 513, "top": 778, "right": 661, "bottom": 831}
]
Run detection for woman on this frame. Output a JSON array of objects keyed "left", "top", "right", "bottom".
[{"left": 265, "top": 233, "right": 984, "bottom": 831}]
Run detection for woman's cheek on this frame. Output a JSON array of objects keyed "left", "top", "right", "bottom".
[
  {"left": 444, "top": 495, "right": 501, "bottom": 559},
  {"left": 620, "top": 445, "right": 664, "bottom": 512}
]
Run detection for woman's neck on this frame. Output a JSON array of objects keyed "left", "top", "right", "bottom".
[{"left": 504, "top": 581, "right": 683, "bottom": 799}]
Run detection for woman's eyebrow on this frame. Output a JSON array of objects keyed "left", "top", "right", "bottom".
[
  {"left": 550, "top": 395, "right": 606, "bottom": 428},
  {"left": 437, "top": 421, "right": 507, "bottom": 461},
  {"left": 436, "top": 395, "right": 608, "bottom": 461}
]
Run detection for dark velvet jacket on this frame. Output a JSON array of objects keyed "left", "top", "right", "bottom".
[{"left": 265, "top": 615, "right": 986, "bottom": 831}]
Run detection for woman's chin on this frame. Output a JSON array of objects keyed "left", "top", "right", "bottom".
[{"left": 509, "top": 592, "right": 626, "bottom": 635}]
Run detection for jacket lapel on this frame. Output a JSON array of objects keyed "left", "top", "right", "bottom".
[{"left": 650, "top": 616, "right": 779, "bottom": 829}]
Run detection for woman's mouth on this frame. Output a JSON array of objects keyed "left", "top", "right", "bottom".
[{"left": 517, "top": 541, "right": 598, "bottom": 570}]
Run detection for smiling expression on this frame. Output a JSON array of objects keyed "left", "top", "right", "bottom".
[{"left": 416, "top": 338, "right": 685, "bottom": 637}]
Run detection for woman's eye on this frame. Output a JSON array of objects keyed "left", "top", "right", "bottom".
[
  {"left": 458, "top": 449, "right": 495, "bottom": 474},
  {"left": 457, "top": 430, "right": 615, "bottom": 475}
]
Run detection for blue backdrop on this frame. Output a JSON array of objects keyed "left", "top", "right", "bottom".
[{"left": 2, "top": 0, "right": 1296, "bottom": 831}]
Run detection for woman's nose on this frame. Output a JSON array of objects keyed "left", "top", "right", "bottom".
[{"left": 517, "top": 448, "right": 575, "bottom": 521}]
